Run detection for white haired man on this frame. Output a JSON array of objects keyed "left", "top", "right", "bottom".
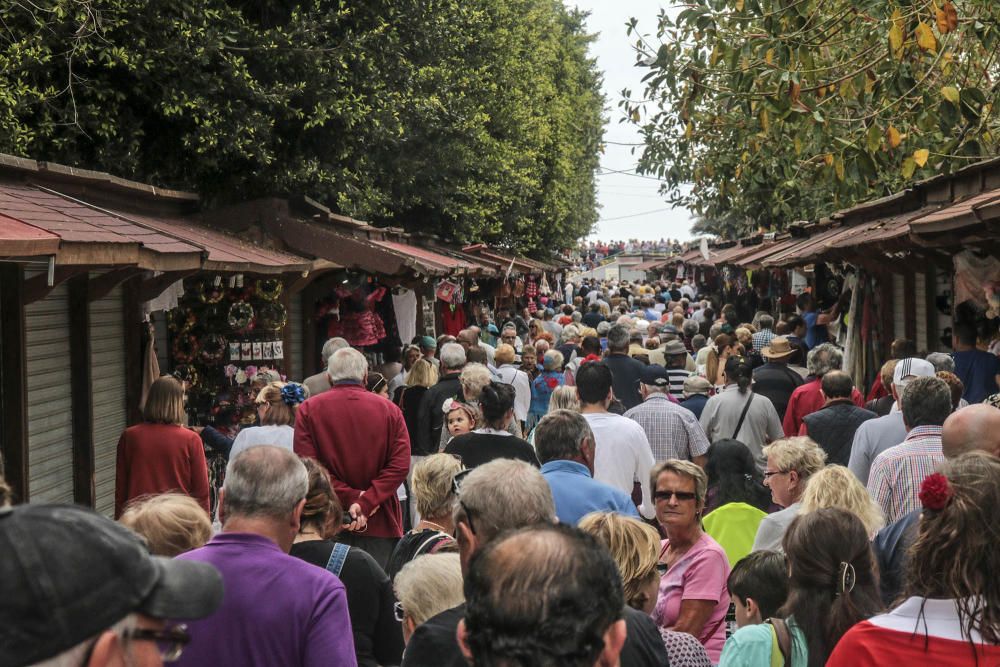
[
  {"left": 302, "top": 337, "right": 350, "bottom": 397},
  {"left": 294, "top": 348, "right": 410, "bottom": 568}
]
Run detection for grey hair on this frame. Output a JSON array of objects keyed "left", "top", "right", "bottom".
[
  {"left": 758, "top": 314, "right": 774, "bottom": 330},
  {"left": 606, "top": 324, "right": 631, "bottom": 353},
  {"left": 547, "top": 385, "right": 581, "bottom": 413},
  {"left": 394, "top": 553, "right": 465, "bottom": 626},
  {"left": 806, "top": 343, "right": 843, "bottom": 377},
  {"left": 708, "top": 323, "right": 723, "bottom": 339},
  {"left": 926, "top": 352, "right": 955, "bottom": 373},
  {"left": 571, "top": 311, "right": 582, "bottom": 323},
  {"left": 534, "top": 409, "right": 593, "bottom": 464},
  {"left": 501, "top": 323, "right": 518, "bottom": 334},
  {"left": 327, "top": 347, "right": 368, "bottom": 382},
  {"left": 459, "top": 363, "right": 493, "bottom": 400},
  {"left": 320, "top": 337, "right": 350, "bottom": 363},
  {"left": 901, "top": 375, "right": 953, "bottom": 428},
  {"left": 32, "top": 614, "right": 138, "bottom": 667},
  {"left": 596, "top": 321, "right": 611, "bottom": 335},
  {"left": 560, "top": 325, "right": 581, "bottom": 343},
  {"left": 439, "top": 342, "right": 468, "bottom": 371},
  {"left": 542, "top": 349, "right": 564, "bottom": 371},
  {"left": 682, "top": 320, "right": 699, "bottom": 337},
  {"left": 223, "top": 446, "right": 308, "bottom": 520},
  {"left": 454, "top": 459, "right": 556, "bottom": 543}
]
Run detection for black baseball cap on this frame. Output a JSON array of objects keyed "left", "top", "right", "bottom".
[
  {"left": 0, "top": 503, "right": 224, "bottom": 666},
  {"left": 639, "top": 364, "right": 670, "bottom": 388}
]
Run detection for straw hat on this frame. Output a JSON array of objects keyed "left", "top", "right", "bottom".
[{"left": 761, "top": 336, "right": 795, "bottom": 360}]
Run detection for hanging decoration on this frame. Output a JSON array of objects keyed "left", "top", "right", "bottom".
[
  {"left": 194, "top": 277, "right": 226, "bottom": 304},
  {"left": 168, "top": 307, "right": 196, "bottom": 334},
  {"left": 199, "top": 334, "right": 228, "bottom": 365},
  {"left": 172, "top": 334, "right": 199, "bottom": 364},
  {"left": 256, "top": 278, "right": 284, "bottom": 302},
  {"left": 228, "top": 302, "right": 255, "bottom": 333},
  {"left": 257, "top": 302, "right": 288, "bottom": 331}
]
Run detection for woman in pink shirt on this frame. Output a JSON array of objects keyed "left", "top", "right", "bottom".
[{"left": 652, "top": 459, "right": 731, "bottom": 662}]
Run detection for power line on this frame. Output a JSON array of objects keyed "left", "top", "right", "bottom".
[
  {"left": 597, "top": 169, "right": 664, "bottom": 182},
  {"left": 597, "top": 208, "right": 672, "bottom": 222}
]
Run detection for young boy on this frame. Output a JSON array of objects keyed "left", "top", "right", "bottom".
[{"left": 727, "top": 550, "right": 790, "bottom": 628}]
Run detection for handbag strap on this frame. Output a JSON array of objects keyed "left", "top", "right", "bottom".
[
  {"left": 732, "top": 392, "right": 755, "bottom": 439},
  {"left": 767, "top": 617, "right": 792, "bottom": 667},
  {"left": 324, "top": 542, "right": 351, "bottom": 578}
]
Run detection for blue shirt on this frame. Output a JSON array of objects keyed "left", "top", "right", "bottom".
[
  {"left": 953, "top": 349, "right": 1000, "bottom": 403},
  {"left": 679, "top": 394, "right": 710, "bottom": 419},
  {"left": 540, "top": 460, "right": 639, "bottom": 525},
  {"left": 802, "top": 310, "right": 827, "bottom": 349}
]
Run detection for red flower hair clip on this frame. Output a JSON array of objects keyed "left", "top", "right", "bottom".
[
  {"left": 919, "top": 473, "right": 953, "bottom": 511},
  {"left": 581, "top": 354, "right": 603, "bottom": 365}
]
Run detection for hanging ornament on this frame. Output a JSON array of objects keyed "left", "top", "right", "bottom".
[
  {"left": 228, "top": 302, "right": 255, "bottom": 333},
  {"left": 172, "top": 335, "right": 199, "bottom": 364},
  {"left": 199, "top": 334, "right": 228, "bottom": 365},
  {"left": 257, "top": 302, "right": 287, "bottom": 331},
  {"left": 256, "top": 278, "right": 283, "bottom": 302}
]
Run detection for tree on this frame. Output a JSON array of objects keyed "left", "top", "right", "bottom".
[
  {"left": 0, "top": 0, "right": 604, "bottom": 256},
  {"left": 624, "top": 0, "right": 1000, "bottom": 237}
]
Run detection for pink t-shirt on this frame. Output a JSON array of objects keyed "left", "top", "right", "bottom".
[{"left": 653, "top": 532, "right": 731, "bottom": 662}]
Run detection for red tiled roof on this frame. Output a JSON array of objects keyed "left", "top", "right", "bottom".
[
  {"left": 0, "top": 213, "right": 60, "bottom": 256},
  {"left": 374, "top": 240, "right": 481, "bottom": 274}
]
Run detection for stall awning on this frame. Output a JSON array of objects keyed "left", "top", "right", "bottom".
[
  {"left": 908, "top": 188, "right": 1000, "bottom": 236},
  {"left": 733, "top": 237, "right": 797, "bottom": 269},
  {"left": 0, "top": 213, "right": 60, "bottom": 257},
  {"left": 0, "top": 182, "right": 203, "bottom": 269},
  {"left": 762, "top": 225, "right": 847, "bottom": 267},
  {"left": 373, "top": 240, "right": 484, "bottom": 275}
]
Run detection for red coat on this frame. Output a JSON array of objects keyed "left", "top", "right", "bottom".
[
  {"left": 115, "top": 423, "right": 210, "bottom": 518},
  {"left": 782, "top": 379, "right": 864, "bottom": 437},
  {"left": 294, "top": 383, "right": 410, "bottom": 538}
]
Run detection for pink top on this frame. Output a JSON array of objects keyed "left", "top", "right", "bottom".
[{"left": 653, "top": 532, "right": 731, "bottom": 662}]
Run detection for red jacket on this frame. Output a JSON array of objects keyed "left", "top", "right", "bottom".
[
  {"left": 294, "top": 383, "right": 410, "bottom": 538},
  {"left": 782, "top": 379, "right": 864, "bottom": 437},
  {"left": 115, "top": 423, "right": 210, "bottom": 518}
]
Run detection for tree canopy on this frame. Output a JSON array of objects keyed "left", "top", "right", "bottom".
[
  {"left": 0, "top": 0, "right": 604, "bottom": 255},
  {"left": 625, "top": 0, "right": 1000, "bottom": 237}
]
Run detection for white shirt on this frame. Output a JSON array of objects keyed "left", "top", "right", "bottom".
[
  {"left": 583, "top": 412, "right": 656, "bottom": 519},
  {"left": 228, "top": 425, "right": 295, "bottom": 464},
  {"left": 495, "top": 364, "right": 531, "bottom": 422}
]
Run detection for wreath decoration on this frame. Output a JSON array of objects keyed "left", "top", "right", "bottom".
[
  {"left": 172, "top": 334, "right": 200, "bottom": 364},
  {"left": 228, "top": 302, "right": 255, "bottom": 333},
  {"left": 199, "top": 334, "right": 227, "bottom": 365},
  {"left": 167, "top": 307, "right": 196, "bottom": 334},
  {"left": 172, "top": 364, "right": 200, "bottom": 388},
  {"left": 257, "top": 302, "right": 287, "bottom": 331},
  {"left": 194, "top": 279, "right": 226, "bottom": 304},
  {"left": 256, "top": 278, "right": 284, "bottom": 302}
]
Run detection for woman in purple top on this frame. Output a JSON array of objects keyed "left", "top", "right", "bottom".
[{"left": 652, "top": 459, "right": 731, "bottom": 663}]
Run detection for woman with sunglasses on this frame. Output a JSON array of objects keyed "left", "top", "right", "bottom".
[{"left": 651, "top": 459, "right": 731, "bottom": 663}]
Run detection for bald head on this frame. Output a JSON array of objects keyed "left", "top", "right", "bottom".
[{"left": 942, "top": 404, "right": 1000, "bottom": 459}]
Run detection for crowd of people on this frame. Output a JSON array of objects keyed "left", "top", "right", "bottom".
[{"left": 3, "top": 275, "right": 1000, "bottom": 667}]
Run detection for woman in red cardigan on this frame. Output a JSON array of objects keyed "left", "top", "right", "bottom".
[{"left": 114, "top": 376, "right": 210, "bottom": 518}]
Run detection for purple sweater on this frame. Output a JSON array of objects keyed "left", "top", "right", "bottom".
[{"left": 176, "top": 533, "right": 357, "bottom": 667}]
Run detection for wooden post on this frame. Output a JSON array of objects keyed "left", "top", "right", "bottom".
[
  {"left": 122, "top": 275, "right": 145, "bottom": 426},
  {"left": 904, "top": 271, "right": 916, "bottom": 343},
  {"left": 0, "top": 263, "right": 29, "bottom": 501},
  {"left": 68, "top": 274, "right": 95, "bottom": 506}
]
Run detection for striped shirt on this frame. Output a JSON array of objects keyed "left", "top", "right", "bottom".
[
  {"left": 624, "top": 394, "right": 711, "bottom": 464},
  {"left": 867, "top": 426, "right": 945, "bottom": 523},
  {"left": 667, "top": 369, "right": 691, "bottom": 401}
]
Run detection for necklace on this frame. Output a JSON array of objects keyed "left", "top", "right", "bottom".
[{"left": 417, "top": 520, "right": 449, "bottom": 533}]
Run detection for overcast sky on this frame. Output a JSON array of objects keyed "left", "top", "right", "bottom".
[{"left": 567, "top": 1, "right": 695, "bottom": 242}]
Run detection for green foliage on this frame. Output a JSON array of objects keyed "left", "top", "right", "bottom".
[
  {"left": 0, "top": 0, "right": 604, "bottom": 255},
  {"left": 625, "top": 0, "right": 1000, "bottom": 238}
]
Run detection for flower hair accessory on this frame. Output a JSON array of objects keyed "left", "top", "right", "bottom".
[
  {"left": 442, "top": 397, "right": 457, "bottom": 414},
  {"left": 280, "top": 382, "right": 306, "bottom": 406},
  {"left": 919, "top": 472, "right": 953, "bottom": 511},
  {"left": 581, "top": 353, "right": 603, "bottom": 365}
]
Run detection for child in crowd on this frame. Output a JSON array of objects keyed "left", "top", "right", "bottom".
[
  {"left": 727, "top": 550, "right": 790, "bottom": 628},
  {"left": 444, "top": 400, "right": 479, "bottom": 440}
]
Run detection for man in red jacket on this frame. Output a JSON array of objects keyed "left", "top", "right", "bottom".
[{"left": 294, "top": 346, "right": 410, "bottom": 568}]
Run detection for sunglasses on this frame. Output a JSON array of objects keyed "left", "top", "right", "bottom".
[
  {"left": 125, "top": 624, "right": 191, "bottom": 662},
  {"left": 393, "top": 600, "right": 405, "bottom": 622},
  {"left": 763, "top": 470, "right": 789, "bottom": 479},
  {"left": 653, "top": 490, "right": 697, "bottom": 502},
  {"left": 452, "top": 469, "right": 477, "bottom": 534}
]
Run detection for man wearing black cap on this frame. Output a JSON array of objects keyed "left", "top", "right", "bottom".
[
  {"left": 625, "top": 365, "right": 711, "bottom": 467},
  {"left": 0, "top": 503, "right": 223, "bottom": 667}
]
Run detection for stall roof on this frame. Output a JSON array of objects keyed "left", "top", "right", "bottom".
[
  {"left": 633, "top": 257, "right": 673, "bottom": 272},
  {"left": 733, "top": 237, "right": 798, "bottom": 269},
  {"left": 762, "top": 224, "right": 846, "bottom": 267},
  {"left": 373, "top": 240, "right": 485, "bottom": 275},
  {"left": 908, "top": 188, "right": 1000, "bottom": 235},
  {"left": 0, "top": 213, "right": 61, "bottom": 257},
  {"left": 710, "top": 243, "right": 766, "bottom": 266}
]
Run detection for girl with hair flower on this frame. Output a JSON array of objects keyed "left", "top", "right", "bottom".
[{"left": 228, "top": 381, "right": 306, "bottom": 462}]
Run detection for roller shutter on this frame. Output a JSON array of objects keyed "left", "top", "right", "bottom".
[
  {"left": 289, "top": 291, "right": 304, "bottom": 382},
  {"left": 915, "top": 272, "right": 928, "bottom": 352},
  {"left": 25, "top": 281, "right": 74, "bottom": 503},
  {"left": 91, "top": 283, "right": 126, "bottom": 515},
  {"left": 892, "top": 274, "right": 905, "bottom": 342}
]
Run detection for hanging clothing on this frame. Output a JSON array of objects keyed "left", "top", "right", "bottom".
[
  {"left": 392, "top": 288, "right": 418, "bottom": 345},
  {"left": 440, "top": 302, "right": 467, "bottom": 337}
]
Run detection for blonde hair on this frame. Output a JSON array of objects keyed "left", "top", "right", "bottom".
[
  {"left": 762, "top": 436, "right": 827, "bottom": 478},
  {"left": 494, "top": 343, "right": 516, "bottom": 366},
  {"left": 650, "top": 458, "right": 708, "bottom": 506},
  {"left": 799, "top": 465, "right": 884, "bottom": 536},
  {"left": 394, "top": 553, "right": 465, "bottom": 626},
  {"left": 119, "top": 493, "right": 211, "bottom": 557},
  {"left": 143, "top": 376, "right": 186, "bottom": 425},
  {"left": 407, "top": 358, "right": 439, "bottom": 388},
  {"left": 579, "top": 512, "right": 660, "bottom": 609},
  {"left": 459, "top": 363, "right": 492, "bottom": 400},
  {"left": 547, "top": 385, "right": 580, "bottom": 413},
  {"left": 879, "top": 359, "right": 898, "bottom": 389},
  {"left": 255, "top": 382, "right": 297, "bottom": 426},
  {"left": 413, "top": 454, "right": 465, "bottom": 519}
]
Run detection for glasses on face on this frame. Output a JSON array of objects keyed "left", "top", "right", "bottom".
[
  {"left": 452, "top": 469, "right": 477, "bottom": 534},
  {"left": 653, "top": 489, "right": 697, "bottom": 503},
  {"left": 763, "top": 470, "right": 789, "bottom": 479},
  {"left": 394, "top": 601, "right": 406, "bottom": 622},
  {"left": 126, "top": 624, "right": 190, "bottom": 662}
]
